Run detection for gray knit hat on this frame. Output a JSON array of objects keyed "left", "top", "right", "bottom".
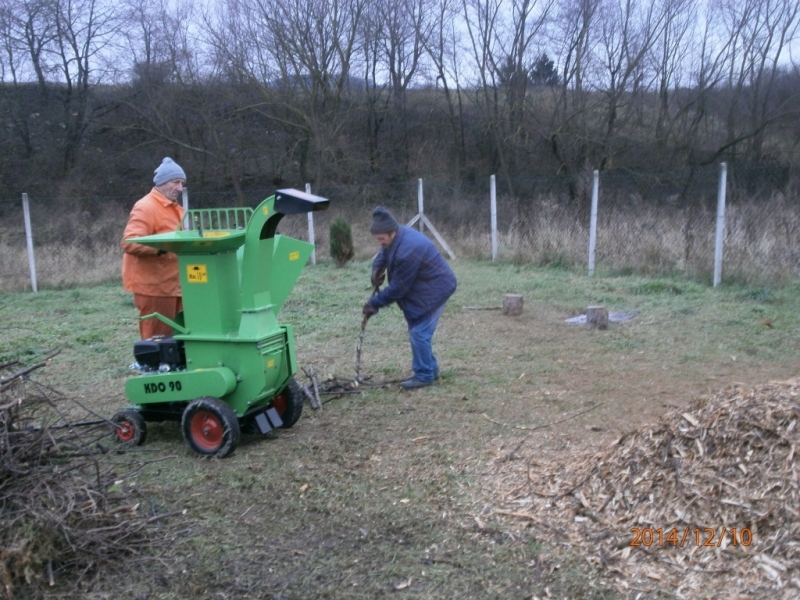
[
  {"left": 153, "top": 157, "right": 186, "bottom": 185},
  {"left": 370, "top": 206, "right": 399, "bottom": 234}
]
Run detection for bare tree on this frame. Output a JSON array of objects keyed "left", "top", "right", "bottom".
[
  {"left": 379, "top": 0, "right": 431, "bottom": 177},
  {"left": 0, "top": 0, "right": 58, "bottom": 156},
  {"left": 669, "top": 0, "right": 800, "bottom": 166},
  {"left": 120, "top": 0, "right": 198, "bottom": 85},
  {"left": 51, "top": 0, "right": 124, "bottom": 170},
  {"left": 504, "top": 0, "right": 555, "bottom": 176},
  {"left": 358, "top": 2, "right": 390, "bottom": 174},
  {"left": 206, "top": 0, "right": 367, "bottom": 185},
  {"left": 1, "top": 0, "right": 55, "bottom": 91},
  {"left": 594, "top": 0, "right": 664, "bottom": 168},
  {"left": 420, "top": 0, "right": 467, "bottom": 177},
  {"left": 650, "top": 0, "right": 696, "bottom": 142},
  {"left": 117, "top": 0, "right": 259, "bottom": 197},
  {"left": 723, "top": 0, "right": 800, "bottom": 161},
  {"left": 382, "top": 0, "right": 428, "bottom": 99},
  {"left": 463, "top": 0, "right": 556, "bottom": 186},
  {"left": 461, "top": 0, "right": 509, "bottom": 184},
  {"left": 548, "top": 0, "right": 599, "bottom": 185},
  {"left": 0, "top": 0, "right": 122, "bottom": 172}
]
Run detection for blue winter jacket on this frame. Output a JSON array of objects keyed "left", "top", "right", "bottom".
[{"left": 369, "top": 226, "right": 457, "bottom": 327}]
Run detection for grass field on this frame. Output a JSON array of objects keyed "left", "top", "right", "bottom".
[{"left": 3, "top": 259, "right": 800, "bottom": 599}]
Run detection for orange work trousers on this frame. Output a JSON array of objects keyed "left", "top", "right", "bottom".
[{"left": 133, "top": 294, "right": 183, "bottom": 340}]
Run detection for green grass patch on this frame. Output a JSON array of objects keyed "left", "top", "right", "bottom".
[{"left": 3, "top": 260, "right": 800, "bottom": 598}]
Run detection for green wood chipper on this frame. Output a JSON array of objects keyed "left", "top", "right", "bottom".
[{"left": 112, "top": 189, "right": 328, "bottom": 458}]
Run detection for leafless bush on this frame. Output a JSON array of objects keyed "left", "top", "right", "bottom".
[{"left": 724, "top": 196, "right": 800, "bottom": 283}]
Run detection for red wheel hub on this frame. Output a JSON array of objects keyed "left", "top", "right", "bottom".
[
  {"left": 190, "top": 410, "right": 224, "bottom": 450},
  {"left": 116, "top": 421, "right": 135, "bottom": 443},
  {"left": 273, "top": 392, "right": 287, "bottom": 416}
]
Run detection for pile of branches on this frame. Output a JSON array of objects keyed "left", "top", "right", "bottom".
[
  {"left": 495, "top": 380, "right": 800, "bottom": 597},
  {"left": 298, "top": 365, "right": 398, "bottom": 409},
  {"left": 0, "top": 353, "right": 174, "bottom": 598}
]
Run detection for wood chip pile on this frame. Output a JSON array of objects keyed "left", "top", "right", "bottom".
[{"left": 496, "top": 380, "right": 800, "bottom": 598}]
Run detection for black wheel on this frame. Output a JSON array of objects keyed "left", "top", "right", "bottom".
[
  {"left": 112, "top": 409, "right": 147, "bottom": 446},
  {"left": 272, "top": 378, "right": 303, "bottom": 429},
  {"left": 181, "top": 397, "right": 240, "bottom": 458}
]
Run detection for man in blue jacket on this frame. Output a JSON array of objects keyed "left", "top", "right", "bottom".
[{"left": 363, "top": 207, "right": 457, "bottom": 389}]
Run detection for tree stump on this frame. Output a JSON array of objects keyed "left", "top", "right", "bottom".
[
  {"left": 502, "top": 294, "right": 523, "bottom": 316},
  {"left": 586, "top": 306, "right": 609, "bottom": 330}
]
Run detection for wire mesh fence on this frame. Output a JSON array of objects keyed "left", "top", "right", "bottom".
[{"left": 1, "top": 163, "right": 799, "bottom": 293}]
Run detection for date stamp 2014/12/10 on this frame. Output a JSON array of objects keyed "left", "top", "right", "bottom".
[{"left": 630, "top": 527, "right": 753, "bottom": 548}]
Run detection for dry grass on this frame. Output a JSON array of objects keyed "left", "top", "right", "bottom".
[{"left": 3, "top": 193, "right": 800, "bottom": 292}]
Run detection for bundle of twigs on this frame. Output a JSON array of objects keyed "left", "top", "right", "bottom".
[
  {"left": 0, "top": 352, "right": 175, "bottom": 598},
  {"left": 298, "top": 365, "right": 398, "bottom": 409}
]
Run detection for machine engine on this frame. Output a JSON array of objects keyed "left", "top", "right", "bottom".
[{"left": 131, "top": 336, "right": 186, "bottom": 373}]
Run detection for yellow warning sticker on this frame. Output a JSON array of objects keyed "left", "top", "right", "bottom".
[
  {"left": 262, "top": 205, "right": 270, "bottom": 215},
  {"left": 289, "top": 251, "right": 300, "bottom": 261},
  {"left": 267, "top": 359, "right": 275, "bottom": 368},
  {"left": 187, "top": 264, "right": 208, "bottom": 283},
  {"left": 201, "top": 231, "right": 230, "bottom": 238}
]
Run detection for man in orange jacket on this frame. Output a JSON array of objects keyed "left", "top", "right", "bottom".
[{"left": 121, "top": 157, "right": 187, "bottom": 340}]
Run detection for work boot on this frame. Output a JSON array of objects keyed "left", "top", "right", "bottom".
[{"left": 399, "top": 376, "right": 432, "bottom": 390}]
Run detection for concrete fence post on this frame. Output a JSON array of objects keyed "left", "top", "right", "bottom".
[
  {"left": 713, "top": 162, "right": 727, "bottom": 287},
  {"left": 305, "top": 183, "right": 316, "bottom": 264},
  {"left": 588, "top": 170, "right": 599, "bottom": 277},
  {"left": 22, "top": 193, "right": 38, "bottom": 293},
  {"left": 490, "top": 175, "right": 498, "bottom": 261}
]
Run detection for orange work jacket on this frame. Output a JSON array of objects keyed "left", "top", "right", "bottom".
[{"left": 121, "top": 188, "right": 186, "bottom": 297}]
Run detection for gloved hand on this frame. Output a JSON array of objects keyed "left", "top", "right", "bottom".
[
  {"left": 363, "top": 302, "right": 379, "bottom": 317},
  {"left": 371, "top": 267, "right": 385, "bottom": 290}
]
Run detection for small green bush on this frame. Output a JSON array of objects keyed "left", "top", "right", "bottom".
[{"left": 329, "top": 217, "right": 355, "bottom": 267}]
